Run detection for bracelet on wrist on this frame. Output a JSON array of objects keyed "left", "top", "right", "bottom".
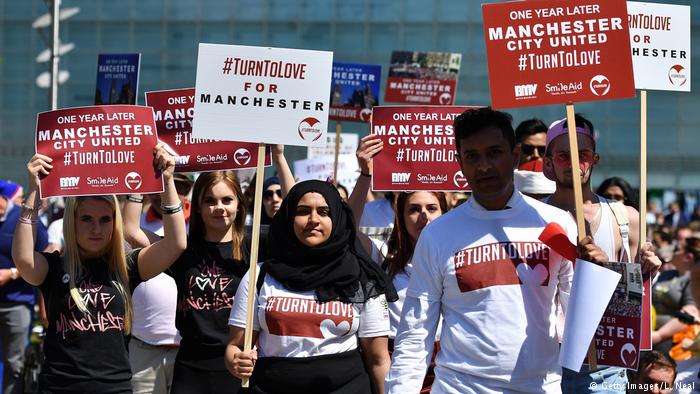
[
  {"left": 20, "top": 201, "right": 40, "bottom": 213},
  {"left": 126, "top": 195, "right": 144, "bottom": 204},
  {"left": 18, "top": 217, "right": 37, "bottom": 225},
  {"left": 9, "top": 268, "right": 18, "bottom": 280},
  {"left": 359, "top": 171, "right": 371, "bottom": 177},
  {"left": 160, "top": 203, "right": 183, "bottom": 215}
]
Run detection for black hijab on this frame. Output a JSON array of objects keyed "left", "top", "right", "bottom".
[{"left": 265, "top": 180, "right": 397, "bottom": 304}]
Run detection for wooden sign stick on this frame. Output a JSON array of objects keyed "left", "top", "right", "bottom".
[
  {"left": 565, "top": 103, "right": 598, "bottom": 370},
  {"left": 639, "top": 90, "right": 648, "bottom": 248},
  {"left": 333, "top": 122, "right": 342, "bottom": 186},
  {"left": 241, "top": 142, "right": 267, "bottom": 388}
]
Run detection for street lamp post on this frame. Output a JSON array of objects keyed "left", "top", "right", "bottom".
[
  {"left": 50, "top": 0, "right": 59, "bottom": 110},
  {"left": 33, "top": 0, "right": 79, "bottom": 110}
]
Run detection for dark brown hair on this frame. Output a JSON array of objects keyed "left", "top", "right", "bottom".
[
  {"left": 632, "top": 350, "right": 677, "bottom": 382},
  {"left": 189, "top": 171, "right": 246, "bottom": 261},
  {"left": 683, "top": 237, "right": 700, "bottom": 263},
  {"left": 384, "top": 192, "right": 448, "bottom": 278}
]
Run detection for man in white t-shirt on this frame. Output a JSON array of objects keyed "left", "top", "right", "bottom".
[
  {"left": 542, "top": 115, "right": 662, "bottom": 392},
  {"left": 385, "top": 108, "right": 610, "bottom": 394}
]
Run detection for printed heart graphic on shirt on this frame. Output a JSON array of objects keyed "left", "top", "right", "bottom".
[
  {"left": 195, "top": 276, "right": 212, "bottom": 291},
  {"left": 319, "top": 319, "right": 351, "bottom": 338},
  {"left": 620, "top": 343, "right": 637, "bottom": 367},
  {"left": 515, "top": 263, "right": 547, "bottom": 286}
]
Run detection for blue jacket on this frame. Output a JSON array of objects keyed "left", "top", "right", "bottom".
[{"left": 0, "top": 204, "right": 49, "bottom": 304}]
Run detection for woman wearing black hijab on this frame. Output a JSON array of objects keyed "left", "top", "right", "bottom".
[{"left": 226, "top": 180, "right": 397, "bottom": 394}]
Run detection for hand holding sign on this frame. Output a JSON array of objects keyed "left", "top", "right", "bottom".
[
  {"left": 27, "top": 154, "right": 54, "bottom": 189},
  {"left": 638, "top": 242, "right": 661, "bottom": 277},
  {"left": 228, "top": 348, "right": 257, "bottom": 379},
  {"left": 356, "top": 135, "right": 383, "bottom": 175},
  {"left": 577, "top": 236, "right": 610, "bottom": 264},
  {"left": 153, "top": 143, "right": 176, "bottom": 182}
]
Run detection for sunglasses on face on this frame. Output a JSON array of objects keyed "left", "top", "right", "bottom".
[
  {"left": 263, "top": 189, "right": 282, "bottom": 199},
  {"left": 521, "top": 143, "right": 546, "bottom": 156},
  {"left": 551, "top": 149, "right": 595, "bottom": 166},
  {"left": 603, "top": 193, "right": 625, "bottom": 202}
]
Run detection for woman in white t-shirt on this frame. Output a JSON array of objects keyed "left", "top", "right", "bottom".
[
  {"left": 349, "top": 135, "right": 447, "bottom": 393},
  {"left": 226, "top": 180, "right": 397, "bottom": 394}
]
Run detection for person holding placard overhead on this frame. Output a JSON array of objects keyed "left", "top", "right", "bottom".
[
  {"left": 123, "top": 170, "right": 249, "bottom": 394},
  {"left": 542, "top": 115, "right": 662, "bottom": 393},
  {"left": 226, "top": 179, "right": 397, "bottom": 394},
  {"left": 349, "top": 134, "right": 447, "bottom": 393},
  {"left": 12, "top": 146, "right": 187, "bottom": 394},
  {"left": 385, "top": 108, "right": 610, "bottom": 394}
]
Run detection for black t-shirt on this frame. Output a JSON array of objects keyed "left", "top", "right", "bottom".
[
  {"left": 38, "top": 250, "right": 142, "bottom": 394},
  {"left": 166, "top": 239, "right": 249, "bottom": 370}
]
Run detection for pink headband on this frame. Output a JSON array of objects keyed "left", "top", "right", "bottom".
[{"left": 545, "top": 118, "right": 595, "bottom": 148}]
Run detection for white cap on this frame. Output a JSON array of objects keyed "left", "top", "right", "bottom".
[{"left": 514, "top": 170, "right": 556, "bottom": 195}]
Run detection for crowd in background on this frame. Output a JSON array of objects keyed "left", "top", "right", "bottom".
[{"left": 0, "top": 109, "right": 698, "bottom": 393}]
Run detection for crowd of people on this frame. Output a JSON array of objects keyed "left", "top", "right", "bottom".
[{"left": 1, "top": 107, "right": 699, "bottom": 393}]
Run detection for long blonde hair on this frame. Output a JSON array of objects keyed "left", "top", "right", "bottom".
[{"left": 62, "top": 195, "right": 133, "bottom": 333}]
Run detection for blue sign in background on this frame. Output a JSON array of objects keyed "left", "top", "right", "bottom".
[
  {"left": 94, "top": 53, "right": 141, "bottom": 105},
  {"left": 329, "top": 62, "right": 381, "bottom": 122}
]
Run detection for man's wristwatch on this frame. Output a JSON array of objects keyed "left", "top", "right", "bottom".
[{"left": 9, "top": 268, "right": 18, "bottom": 280}]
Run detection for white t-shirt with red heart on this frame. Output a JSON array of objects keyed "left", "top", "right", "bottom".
[
  {"left": 385, "top": 191, "right": 577, "bottom": 393},
  {"left": 229, "top": 266, "right": 390, "bottom": 358}
]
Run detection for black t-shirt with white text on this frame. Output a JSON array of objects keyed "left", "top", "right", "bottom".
[
  {"left": 38, "top": 250, "right": 142, "bottom": 394},
  {"left": 167, "top": 239, "right": 249, "bottom": 370}
]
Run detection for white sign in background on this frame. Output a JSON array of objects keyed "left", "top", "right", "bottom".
[
  {"left": 294, "top": 155, "right": 360, "bottom": 194},
  {"left": 628, "top": 2, "right": 690, "bottom": 92},
  {"left": 192, "top": 43, "right": 334, "bottom": 146},
  {"left": 307, "top": 133, "right": 359, "bottom": 159}
]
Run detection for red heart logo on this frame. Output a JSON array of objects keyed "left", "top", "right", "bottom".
[
  {"left": 453, "top": 171, "right": 469, "bottom": 189},
  {"left": 359, "top": 108, "right": 372, "bottom": 122},
  {"left": 439, "top": 92, "right": 452, "bottom": 105},
  {"left": 233, "top": 148, "right": 251, "bottom": 166},
  {"left": 589, "top": 75, "right": 610, "bottom": 96},
  {"left": 298, "top": 117, "right": 323, "bottom": 142},
  {"left": 124, "top": 172, "right": 143, "bottom": 191},
  {"left": 620, "top": 343, "right": 637, "bottom": 367}
]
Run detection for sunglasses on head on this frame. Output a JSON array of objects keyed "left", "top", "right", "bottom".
[
  {"left": 521, "top": 143, "right": 546, "bottom": 156},
  {"left": 550, "top": 149, "right": 595, "bottom": 166},
  {"left": 263, "top": 189, "right": 282, "bottom": 199}
]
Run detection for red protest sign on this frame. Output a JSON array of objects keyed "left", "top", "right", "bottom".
[
  {"left": 145, "top": 88, "right": 271, "bottom": 172},
  {"left": 371, "top": 106, "right": 474, "bottom": 192},
  {"left": 592, "top": 262, "right": 643, "bottom": 370},
  {"left": 482, "top": 0, "right": 635, "bottom": 109},
  {"left": 384, "top": 51, "right": 462, "bottom": 106},
  {"left": 36, "top": 105, "right": 163, "bottom": 198}
]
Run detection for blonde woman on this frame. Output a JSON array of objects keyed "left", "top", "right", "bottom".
[{"left": 12, "top": 146, "right": 187, "bottom": 394}]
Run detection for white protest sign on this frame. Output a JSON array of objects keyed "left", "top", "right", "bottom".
[
  {"left": 192, "top": 43, "right": 334, "bottom": 146},
  {"left": 307, "top": 133, "right": 359, "bottom": 159},
  {"left": 628, "top": 2, "right": 690, "bottom": 91},
  {"left": 294, "top": 155, "right": 359, "bottom": 193},
  {"left": 559, "top": 259, "right": 622, "bottom": 372}
]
